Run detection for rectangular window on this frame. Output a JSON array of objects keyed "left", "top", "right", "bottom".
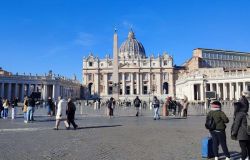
[
  {"left": 108, "top": 73, "right": 112, "bottom": 80},
  {"left": 143, "top": 86, "right": 148, "bottom": 94},
  {"left": 163, "top": 61, "right": 167, "bottom": 65},
  {"left": 143, "top": 73, "right": 148, "bottom": 80},
  {"left": 126, "top": 86, "right": 130, "bottom": 95},
  {"left": 88, "top": 74, "right": 92, "bottom": 81},
  {"left": 89, "top": 62, "right": 93, "bottom": 67},
  {"left": 134, "top": 88, "right": 137, "bottom": 94},
  {"left": 108, "top": 86, "right": 112, "bottom": 95},
  {"left": 125, "top": 73, "right": 130, "bottom": 81}
]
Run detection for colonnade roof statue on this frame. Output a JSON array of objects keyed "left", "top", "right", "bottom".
[{"left": 119, "top": 29, "right": 146, "bottom": 59}]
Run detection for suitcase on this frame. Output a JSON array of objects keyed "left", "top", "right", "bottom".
[{"left": 201, "top": 137, "right": 214, "bottom": 158}]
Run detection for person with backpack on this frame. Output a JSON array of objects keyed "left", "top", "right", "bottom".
[
  {"left": 152, "top": 96, "right": 160, "bottom": 120},
  {"left": 205, "top": 100, "right": 230, "bottom": 160},
  {"left": 231, "top": 90, "right": 250, "bottom": 160},
  {"left": 134, "top": 96, "right": 141, "bottom": 117}
]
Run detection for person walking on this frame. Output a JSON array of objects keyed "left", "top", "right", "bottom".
[
  {"left": 3, "top": 99, "right": 10, "bottom": 119},
  {"left": 107, "top": 97, "right": 115, "bottom": 118},
  {"left": 231, "top": 90, "right": 250, "bottom": 160},
  {"left": 54, "top": 96, "right": 69, "bottom": 130},
  {"left": 0, "top": 97, "right": 3, "bottom": 118},
  {"left": 11, "top": 97, "right": 18, "bottom": 119},
  {"left": 181, "top": 95, "right": 189, "bottom": 118},
  {"left": 66, "top": 98, "right": 78, "bottom": 130},
  {"left": 152, "top": 96, "right": 160, "bottom": 120},
  {"left": 27, "top": 96, "right": 35, "bottom": 123},
  {"left": 47, "top": 97, "right": 53, "bottom": 116},
  {"left": 23, "top": 96, "right": 28, "bottom": 123},
  {"left": 206, "top": 100, "right": 231, "bottom": 160},
  {"left": 162, "top": 97, "right": 169, "bottom": 117},
  {"left": 134, "top": 96, "right": 141, "bottom": 117}
]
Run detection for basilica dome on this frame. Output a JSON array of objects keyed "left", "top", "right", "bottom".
[{"left": 119, "top": 30, "right": 146, "bottom": 59}]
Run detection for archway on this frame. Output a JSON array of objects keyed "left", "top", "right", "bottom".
[
  {"left": 163, "top": 82, "right": 169, "bottom": 94},
  {"left": 88, "top": 83, "right": 93, "bottom": 95}
]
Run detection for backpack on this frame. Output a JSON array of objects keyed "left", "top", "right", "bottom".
[
  {"left": 246, "top": 114, "right": 250, "bottom": 135},
  {"left": 134, "top": 99, "right": 140, "bottom": 106},
  {"left": 108, "top": 100, "right": 113, "bottom": 108},
  {"left": 205, "top": 115, "right": 216, "bottom": 131}
]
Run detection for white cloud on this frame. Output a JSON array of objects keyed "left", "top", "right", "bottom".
[
  {"left": 122, "top": 20, "right": 134, "bottom": 30},
  {"left": 74, "top": 32, "right": 95, "bottom": 47}
]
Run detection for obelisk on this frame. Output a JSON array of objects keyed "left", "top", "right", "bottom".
[{"left": 112, "top": 29, "right": 119, "bottom": 100}]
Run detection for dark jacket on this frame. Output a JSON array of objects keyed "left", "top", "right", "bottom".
[
  {"left": 28, "top": 98, "right": 35, "bottom": 107},
  {"left": 231, "top": 102, "right": 250, "bottom": 140},
  {"left": 67, "top": 101, "right": 76, "bottom": 119},
  {"left": 207, "top": 110, "right": 229, "bottom": 131},
  {"left": 134, "top": 98, "right": 141, "bottom": 108},
  {"left": 239, "top": 96, "right": 249, "bottom": 111},
  {"left": 152, "top": 99, "right": 160, "bottom": 108}
]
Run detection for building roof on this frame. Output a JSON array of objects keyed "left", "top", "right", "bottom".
[
  {"left": 194, "top": 48, "right": 250, "bottom": 55},
  {"left": 119, "top": 30, "right": 146, "bottom": 59}
]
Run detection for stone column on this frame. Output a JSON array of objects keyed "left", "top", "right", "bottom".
[
  {"left": 156, "top": 73, "right": 162, "bottom": 95},
  {"left": 216, "top": 83, "right": 220, "bottom": 99},
  {"left": 230, "top": 83, "right": 234, "bottom": 100},
  {"left": 136, "top": 73, "right": 140, "bottom": 95},
  {"left": 27, "top": 84, "right": 31, "bottom": 97},
  {"left": 236, "top": 82, "right": 240, "bottom": 100},
  {"left": 243, "top": 81, "right": 247, "bottom": 91},
  {"left": 43, "top": 84, "right": 47, "bottom": 100},
  {"left": 1, "top": 83, "right": 4, "bottom": 98},
  {"left": 200, "top": 83, "right": 204, "bottom": 101},
  {"left": 21, "top": 83, "right": 25, "bottom": 101},
  {"left": 148, "top": 73, "right": 151, "bottom": 94},
  {"left": 223, "top": 83, "right": 227, "bottom": 100},
  {"left": 103, "top": 74, "right": 108, "bottom": 95},
  {"left": 7, "top": 83, "right": 11, "bottom": 100},
  {"left": 52, "top": 84, "right": 56, "bottom": 100},
  {"left": 14, "top": 83, "right": 18, "bottom": 98},
  {"left": 122, "top": 73, "right": 125, "bottom": 95},
  {"left": 140, "top": 73, "right": 143, "bottom": 95},
  {"left": 131, "top": 73, "right": 134, "bottom": 95},
  {"left": 94, "top": 73, "right": 99, "bottom": 94}
]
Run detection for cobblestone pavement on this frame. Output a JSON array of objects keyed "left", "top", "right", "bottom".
[{"left": 0, "top": 106, "right": 242, "bottom": 160}]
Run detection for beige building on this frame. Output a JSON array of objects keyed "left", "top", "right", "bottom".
[
  {"left": 176, "top": 48, "right": 250, "bottom": 101},
  {"left": 0, "top": 69, "right": 81, "bottom": 101},
  {"left": 82, "top": 30, "right": 175, "bottom": 101}
]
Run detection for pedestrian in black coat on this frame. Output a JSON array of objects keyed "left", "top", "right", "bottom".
[
  {"left": 231, "top": 90, "right": 250, "bottom": 160},
  {"left": 66, "top": 98, "right": 78, "bottom": 129}
]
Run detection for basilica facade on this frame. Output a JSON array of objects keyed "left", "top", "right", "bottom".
[
  {"left": 83, "top": 31, "right": 250, "bottom": 103},
  {"left": 82, "top": 30, "right": 175, "bottom": 101}
]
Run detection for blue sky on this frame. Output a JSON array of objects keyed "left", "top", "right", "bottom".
[{"left": 0, "top": 0, "right": 250, "bottom": 81}]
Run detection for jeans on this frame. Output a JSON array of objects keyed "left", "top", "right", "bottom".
[
  {"left": 239, "top": 140, "right": 250, "bottom": 159},
  {"left": 27, "top": 106, "right": 33, "bottom": 121},
  {"left": 135, "top": 107, "right": 140, "bottom": 116},
  {"left": 32, "top": 107, "right": 35, "bottom": 120},
  {"left": 23, "top": 112, "right": 27, "bottom": 121},
  {"left": 210, "top": 130, "right": 230, "bottom": 158},
  {"left": 3, "top": 108, "right": 8, "bottom": 118},
  {"left": 154, "top": 107, "right": 160, "bottom": 119}
]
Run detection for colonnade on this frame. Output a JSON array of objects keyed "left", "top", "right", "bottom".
[{"left": 190, "top": 81, "right": 248, "bottom": 101}]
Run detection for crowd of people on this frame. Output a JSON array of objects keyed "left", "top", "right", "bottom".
[
  {"left": 2, "top": 91, "right": 250, "bottom": 159},
  {"left": 0, "top": 97, "right": 19, "bottom": 120}
]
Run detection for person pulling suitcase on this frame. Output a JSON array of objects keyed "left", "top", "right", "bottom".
[{"left": 204, "top": 100, "right": 231, "bottom": 160}]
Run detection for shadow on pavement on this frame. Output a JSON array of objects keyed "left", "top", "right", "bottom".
[{"left": 77, "top": 125, "right": 122, "bottom": 130}]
